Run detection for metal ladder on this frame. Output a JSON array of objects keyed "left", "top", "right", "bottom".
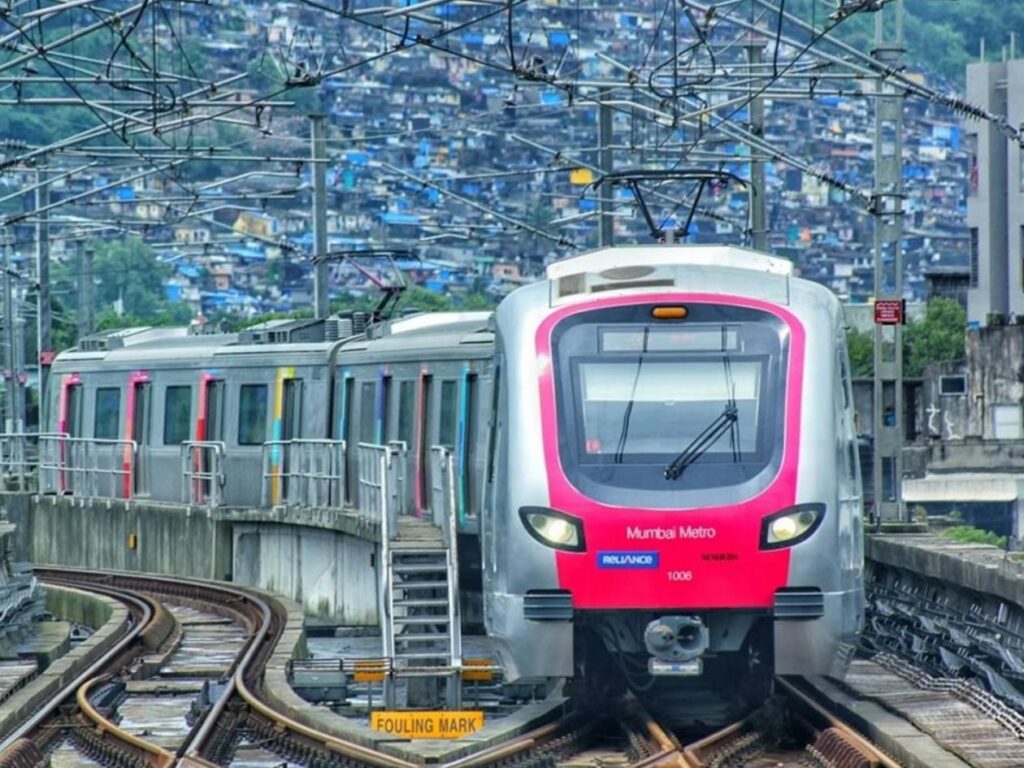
[{"left": 382, "top": 516, "right": 462, "bottom": 708}]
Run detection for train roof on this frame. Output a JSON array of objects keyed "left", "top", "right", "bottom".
[
  {"left": 546, "top": 245, "right": 794, "bottom": 281},
  {"left": 51, "top": 311, "right": 495, "bottom": 369},
  {"left": 544, "top": 245, "right": 797, "bottom": 306}
]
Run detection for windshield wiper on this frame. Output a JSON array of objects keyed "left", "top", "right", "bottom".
[{"left": 664, "top": 403, "right": 739, "bottom": 480}]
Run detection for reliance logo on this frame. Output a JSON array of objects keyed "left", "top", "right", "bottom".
[{"left": 597, "top": 551, "right": 660, "bottom": 569}]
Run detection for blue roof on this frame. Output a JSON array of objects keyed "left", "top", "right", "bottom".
[
  {"left": 548, "top": 30, "right": 571, "bottom": 46},
  {"left": 380, "top": 212, "right": 421, "bottom": 226},
  {"left": 227, "top": 245, "right": 267, "bottom": 261},
  {"left": 176, "top": 264, "right": 201, "bottom": 279}
]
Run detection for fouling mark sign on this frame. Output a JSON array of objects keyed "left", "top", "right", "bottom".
[{"left": 370, "top": 711, "right": 484, "bottom": 739}]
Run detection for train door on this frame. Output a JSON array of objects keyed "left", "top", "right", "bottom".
[
  {"left": 200, "top": 378, "right": 225, "bottom": 501},
  {"left": 341, "top": 374, "right": 355, "bottom": 502},
  {"left": 463, "top": 372, "right": 479, "bottom": 521},
  {"left": 65, "top": 382, "right": 83, "bottom": 438},
  {"left": 94, "top": 387, "right": 121, "bottom": 497},
  {"left": 131, "top": 380, "right": 152, "bottom": 496},
  {"left": 60, "top": 379, "right": 83, "bottom": 494},
  {"left": 281, "top": 378, "right": 302, "bottom": 501},
  {"left": 418, "top": 373, "right": 433, "bottom": 515}
]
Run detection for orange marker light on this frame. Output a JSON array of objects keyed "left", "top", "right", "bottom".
[{"left": 651, "top": 306, "right": 688, "bottom": 319}]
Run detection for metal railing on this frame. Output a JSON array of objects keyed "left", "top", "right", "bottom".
[
  {"left": 430, "top": 446, "right": 457, "bottom": 539},
  {"left": 260, "top": 439, "right": 347, "bottom": 509},
  {"left": 357, "top": 443, "right": 391, "bottom": 526},
  {"left": 387, "top": 440, "right": 408, "bottom": 517},
  {"left": 0, "top": 432, "right": 61, "bottom": 490},
  {"left": 38, "top": 434, "right": 137, "bottom": 499},
  {"left": 180, "top": 441, "right": 226, "bottom": 508}
]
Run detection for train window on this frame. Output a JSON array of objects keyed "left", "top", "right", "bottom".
[
  {"left": 238, "top": 384, "right": 268, "bottom": 445},
  {"left": 439, "top": 380, "right": 457, "bottom": 446},
  {"left": 577, "top": 360, "right": 764, "bottom": 456},
  {"left": 359, "top": 381, "right": 376, "bottom": 443},
  {"left": 94, "top": 388, "right": 120, "bottom": 439},
  {"left": 398, "top": 380, "right": 415, "bottom": 443},
  {"left": 204, "top": 380, "right": 225, "bottom": 442},
  {"left": 163, "top": 386, "right": 192, "bottom": 445}
]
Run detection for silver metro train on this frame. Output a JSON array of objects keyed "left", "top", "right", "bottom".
[
  {"left": 482, "top": 246, "right": 864, "bottom": 709},
  {"left": 46, "top": 245, "right": 863, "bottom": 701}
]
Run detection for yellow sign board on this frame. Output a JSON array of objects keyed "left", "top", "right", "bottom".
[
  {"left": 352, "top": 660, "right": 387, "bottom": 683},
  {"left": 569, "top": 168, "right": 593, "bottom": 186},
  {"left": 370, "top": 711, "right": 484, "bottom": 739},
  {"left": 462, "top": 658, "right": 493, "bottom": 682}
]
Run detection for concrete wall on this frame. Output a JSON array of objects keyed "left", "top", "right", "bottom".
[
  {"left": 965, "top": 61, "right": 1009, "bottom": 326},
  {"left": 915, "top": 325, "right": 1024, "bottom": 442},
  {"left": 233, "top": 522, "right": 378, "bottom": 624},
  {"left": 1007, "top": 60, "right": 1024, "bottom": 321},
  {"left": 5, "top": 494, "right": 234, "bottom": 581},
  {"left": 3, "top": 493, "right": 403, "bottom": 626}
]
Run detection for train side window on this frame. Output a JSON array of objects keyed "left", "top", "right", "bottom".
[
  {"left": 398, "top": 380, "right": 415, "bottom": 444},
  {"left": 238, "top": 384, "right": 268, "bottom": 445},
  {"left": 360, "top": 381, "right": 376, "bottom": 443},
  {"left": 94, "top": 387, "right": 120, "bottom": 439},
  {"left": 163, "top": 386, "right": 192, "bottom": 445},
  {"left": 439, "top": 379, "right": 457, "bottom": 446}
]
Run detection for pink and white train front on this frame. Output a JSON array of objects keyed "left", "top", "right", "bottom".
[{"left": 481, "top": 246, "right": 864, "bottom": 698}]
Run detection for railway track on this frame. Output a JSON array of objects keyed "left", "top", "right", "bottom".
[{"left": 0, "top": 569, "right": 901, "bottom": 768}]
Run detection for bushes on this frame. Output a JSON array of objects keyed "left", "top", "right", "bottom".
[{"left": 940, "top": 525, "right": 1007, "bottom": 549}]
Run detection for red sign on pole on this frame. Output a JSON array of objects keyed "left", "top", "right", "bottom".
[
  {"left": 39, "top": 350, "right": 56, "bottom": 365},
  {"left": 874, "top": 299, "right": 905, "bottom": 325}
]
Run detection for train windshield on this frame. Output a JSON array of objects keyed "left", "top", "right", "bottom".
[{"left": 552, "top": 303, "right": 789, "bottom": 507}]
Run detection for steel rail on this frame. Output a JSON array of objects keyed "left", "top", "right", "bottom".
[
  {"left": 0, "top": 578, "right": 153, "bottom": 753},
  {"left": 776, "top": 676, "right": 903, "bottom": 768},
  {"left": 76, "top": 676, "right": 175, "bottom": 768}
]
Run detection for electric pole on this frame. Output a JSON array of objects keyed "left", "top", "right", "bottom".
[
  {"left": 598, "top": 88, "right": 614, "bottom": 248},
  {"left": 747, "top": 39, "right": 768, "bottom": 252},
  {"left": 871, "top": 0, "right": 906, "bottom": 523},
  {"left": 36, "top": 160, "right": 51, "bottom": 417},
  {"left": 77, "top": 242, "right": 95, "bottom": 340},
  {"left": 3, "top": 235, "right": 15, "bottom": 433},
  {"left": 311, "top": 114, "right": 329, "bottom": 319}
]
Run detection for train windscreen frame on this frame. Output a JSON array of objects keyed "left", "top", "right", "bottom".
[{"left": 551, "top": 302, "right": 790, "bottom": 508}]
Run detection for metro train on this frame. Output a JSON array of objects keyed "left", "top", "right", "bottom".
[{"left": 46, "top": 244, "right": 864, "bottom": 703}]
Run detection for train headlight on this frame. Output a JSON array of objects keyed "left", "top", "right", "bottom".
[
  {"left": 519, "top": 506, "right": 586, "bottom": 552},
  {"left": 760, "top": 504, "right": 825, "bottom": 549}
]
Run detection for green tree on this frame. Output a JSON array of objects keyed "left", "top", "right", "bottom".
[
  {"left": 846, "top": 298, "right": 966, "bottom": 378},
  {"left": 846, "top": 327, "right": 874, "bottom": 378},
  {"left": 903, "top": 298, "right": 967, "bottom": 377}
]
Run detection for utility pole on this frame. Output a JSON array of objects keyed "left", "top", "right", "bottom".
[
  {"left": 36, "top": 160, "right": 51, "bottom": 417},
  {"left": 746, "top": 39, "right": 768, "bottom": 252},
  {"left": 598, "top": 88, "right": 614, "bottom": 248},
  {"left": 311, "top": 114, "right": 329, "bottom": 319},
  {"left": 14, "top": 289, "right": 25, "bottom": 436},
  {"left": 872, "top": 0, "right": 906, "bottom": 523},
  {"left": 76, "top": 242, "right": 95, "bottom": 340},
  {"left": 3, "top": 235, "right": 15, "bottom": 433}
]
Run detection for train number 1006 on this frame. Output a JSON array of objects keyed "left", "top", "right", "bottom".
[{"left": 667, "top": 570, "right": 694, "bottom": 582}]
